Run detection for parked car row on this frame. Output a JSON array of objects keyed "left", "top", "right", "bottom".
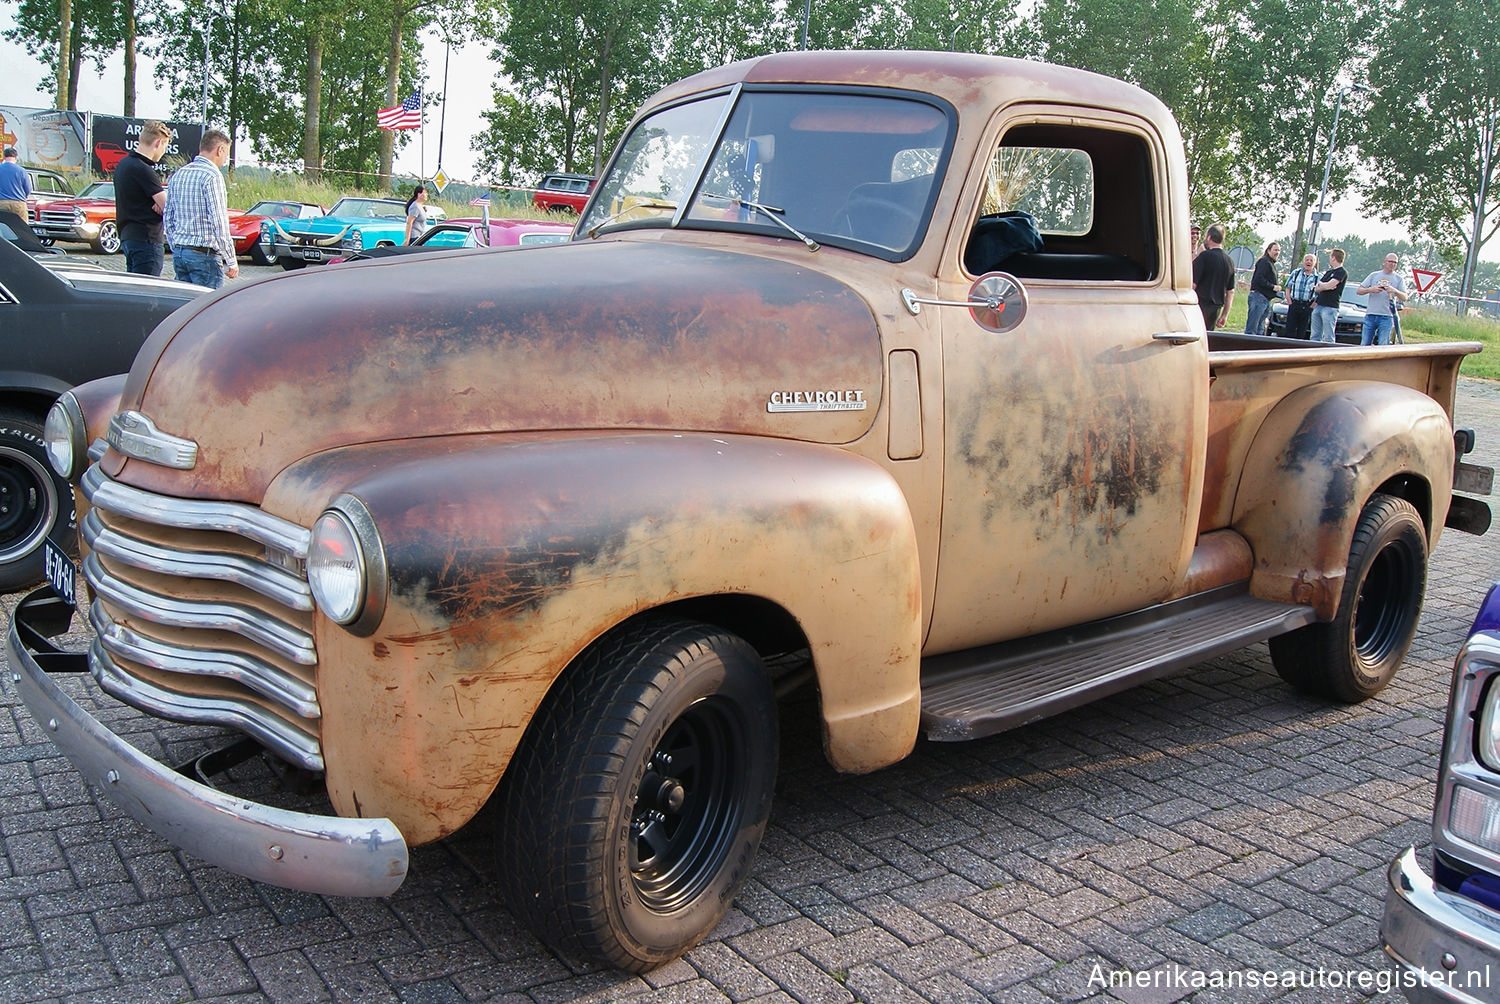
[{"left": 1265, "top": 290, "right": 1373, "bottom": 343}]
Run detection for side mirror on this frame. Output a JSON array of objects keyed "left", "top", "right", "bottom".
[{"left": 899, "top": 271, "right": 1028, "bottom": 333}]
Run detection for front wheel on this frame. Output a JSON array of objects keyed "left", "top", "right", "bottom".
[
  {"left": 1269, "top": 494, "right": 1427, "bottom": 701},
  {"left": 248, "top": 242, "right": 273, "bottom": 266},
  {"left": 94, "top": 220, "right": 121, "bottom": 254},
  {"left": 495, "top": 618, "right": 778, "bottom": 972},
  {"left": 278, "top": 256, "right": 307, "bottom": 271},
  {"left": 0, "top": 410, "right": 75, "bottom": 592}
]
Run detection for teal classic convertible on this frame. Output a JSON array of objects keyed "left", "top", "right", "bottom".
[{"left": 259, "top": 196, "right": 444, "bottom": 269}]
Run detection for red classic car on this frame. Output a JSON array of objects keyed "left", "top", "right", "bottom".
[
  {"left": 455, "top": 215, "right": 574, "bottom": 246},
  {"left": 531, "top": 172, "right": 596, "bottom": 215},
  {"left": 24, "top": 167, "right": 78, "bottom": 223},
  {"left": 32, "top": 181, "right": 120, "bottom": 254},
  {"left": 229, "top": 200, "right": 324, "bottom": 264}
]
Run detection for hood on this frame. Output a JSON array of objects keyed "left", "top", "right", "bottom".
[{"left": 116, "top": 241, "right": 884, "bottom": 501}]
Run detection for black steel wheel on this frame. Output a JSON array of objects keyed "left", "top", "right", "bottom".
[
  {"left": 495, "top": 617, "right": 778, "bottom": 972},
  {"left": 0, "top": 409, "right": 74, "bottom": 592},
  {"left": 1270, "top": 493, "right": 1427, "bottom": 701}
]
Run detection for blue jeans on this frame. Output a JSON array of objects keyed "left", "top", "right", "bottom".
[
  {"left": 1244, "top": 291, "right": 1272, "bottom": 335},
  {"left": 1361, "top": 313, "right": 1394, "bottom": 345},
  {"left": 1310, "top": 305, "right": 1338, "bottom": 343},
  {"left": 172, "top": 246, "right": 223, "bottom": 289},
  {"left": 121, "top": 239, "right": 164, "bottom": 277}
]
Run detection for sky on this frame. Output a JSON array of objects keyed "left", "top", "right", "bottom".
[{"left": 0, "top": 17, "right": 1456, "bottom": 260}]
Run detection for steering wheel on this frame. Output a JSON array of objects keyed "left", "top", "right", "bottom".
[{"left": 831, "top": 195, "right": 920, "bottom": 246}]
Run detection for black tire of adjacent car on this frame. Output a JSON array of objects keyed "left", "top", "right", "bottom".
[
  {"left": 248, "top": 242, "right": 273, "bottom": 266},
  {"left": 1269, "top": 493, "right": 1427, "bottom": 702},
  {"left": 279, "top": 256, "right": 307, "bottom": 271},
  {"left": 0, "top": 410, "right": 75, "bottom": 593},
  {"left": 94, "top": 220, "right": 121, "bottom": 255},
  {"left": 495, "top": 617, "right": 779, "bottom": 972}
]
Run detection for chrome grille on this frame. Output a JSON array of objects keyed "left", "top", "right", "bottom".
[
  {"left": 39, "top": 208, "right": 81, "bottom": 228},
  {"left": 79, "top": 465, "right": 324, "bottom": 771}
]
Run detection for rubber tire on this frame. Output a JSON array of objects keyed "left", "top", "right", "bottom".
[
  {"left": 1269, "top": 494, "right": 1427, "bottom": 702},
  {"left": 0, "top": 409, "right": 75, "bottom": 593},
  {"left": 248, "top": 241, "right": 273, "bottom": 266},
  {"left": 279, "top": 256, "right": 307, "bottom": 271},
  {"left": 94, "top": 220, "right": 121, "bottom": 254},
  {"left": 495, "top": 618, "right": 778, "bottom": 972}
]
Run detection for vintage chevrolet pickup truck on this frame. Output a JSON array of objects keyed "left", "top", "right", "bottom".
[{"left": 7, "top": 50, "right": 1496, "bottom": 972}]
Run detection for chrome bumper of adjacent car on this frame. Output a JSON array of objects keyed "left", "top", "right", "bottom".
[
  {"left": 1383, "top": 847, "right": 1500, "bottom": 1003},
  {"left": 6, "top": 587, "right": 408, "bottom": 898}
]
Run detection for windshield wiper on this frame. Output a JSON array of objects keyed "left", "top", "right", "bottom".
[
  {"left": 702, "top": 192, "right": 820, "bottom": 251},
  {"left": 587, "top": 200, "right": 678, "bottom": 238}
]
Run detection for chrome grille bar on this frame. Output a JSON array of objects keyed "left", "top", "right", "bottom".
[
  {"left": 83, "top": 552, "right": 317, "bottom": 666},
  {"left": 91, "top": 639, "right": 323, "bottom": 772},
  {"left": 88, "top": 603, "right": 319, "bottom": 718},
  {"left": 82, "top": 509, "right": 313, "bottom": 612},
  {"left": 83, "top": 465, "right": 310, "bottom": 556}
]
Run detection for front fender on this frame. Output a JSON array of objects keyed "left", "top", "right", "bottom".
[
  {"left": 1231, "top": 380, "right": 1453, "bottom": 618},
  {"left": 265, "top": 432, "right": 922, "bottom": 845}
]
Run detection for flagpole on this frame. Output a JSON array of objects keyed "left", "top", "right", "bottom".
[{"left": 437, "top": 33, "right": 450, "bottom": 174}]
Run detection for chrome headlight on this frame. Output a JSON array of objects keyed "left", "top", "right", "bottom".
[
  {"left": 307, "top": 496, "right": 386, "bottom": 633},
  {"left": 72, "top": 208, "right": 85, "bottom": 225},
  {"left": 342, "top": 228, "right": 363, "bottom": 251},
  {"left": 43, "top": 392, "right": 87, "bottom": 480},
  {"left": 259, "top": 222, "right": 272, "bottom": 245}
]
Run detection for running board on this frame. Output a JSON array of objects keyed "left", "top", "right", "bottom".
[{"left": 919, "top": 586, "right": 1317, "bottom": 741}]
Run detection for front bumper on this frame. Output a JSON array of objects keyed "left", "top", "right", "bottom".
[
  {"left": 6, "top": 586, "right": 408, "bottom": 898},
  {"left": 1383, "top": 846, "right": 1500, "bottom": 1002},
  {"left": 33, "top": 220, "right": 98, "bottom": 242}
]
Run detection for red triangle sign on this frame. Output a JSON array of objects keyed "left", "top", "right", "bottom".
[{"left": 1412, "top": 268, "right": 1442, "bottom": 293}]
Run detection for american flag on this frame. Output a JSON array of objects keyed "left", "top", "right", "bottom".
[
  {"left": 469, "top": 190, "right": 491, "bottom": 207},
  {"left": 377, "top": 88, "right": 422, "bottom": 130}
]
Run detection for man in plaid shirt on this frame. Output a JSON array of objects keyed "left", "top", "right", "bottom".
[{"left": 163, "top": 129, "right": 238, "bottom": 288}]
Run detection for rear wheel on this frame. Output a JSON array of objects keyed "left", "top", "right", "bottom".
[
  {"left": 1269, "top": 494, "right": 1427, "bottom": 701},
  {"left": 495, "top": 618, "right": 778, "bottom": 972},
  {"left": 0, "top": 410, "right": 74, "bottom": 592}
]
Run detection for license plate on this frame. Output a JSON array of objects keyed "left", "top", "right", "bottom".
[
  {"left": 301, "top": 248, "right": 324, "bottom": 261},
  {"left": 44, "top": 535, "right": 78, "bottom": 609}
]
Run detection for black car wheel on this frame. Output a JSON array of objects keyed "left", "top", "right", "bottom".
[
  {"left": 249, "top": 242, "right": 273, "bottom": 266},
  {"left": 278, "top": 257, "right": 307, "bottom": 271},
  {"left": 1269, "top": 494, "right": 1427, "bottom": 701},
  {"left": 496, "top": 617, "right": 778, "bottom": 972},
  {"left": 0, "top": 410, "right": 74, "bottom": 592}
]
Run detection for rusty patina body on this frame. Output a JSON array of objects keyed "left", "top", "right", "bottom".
[{"left": 13, "top": 50, "right": 1483, "bottom": 885}]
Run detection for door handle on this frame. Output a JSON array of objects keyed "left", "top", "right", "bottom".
[{"left": 1152, "top": 331, "right": 1202, "bottom": 345}]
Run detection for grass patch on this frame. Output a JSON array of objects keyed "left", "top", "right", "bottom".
[
  {"left": 1220, "top": 291, "right": 1500, "bottom": 380},
  {"left": 220, "top": 174, "right": 565, "bottom": 224}
]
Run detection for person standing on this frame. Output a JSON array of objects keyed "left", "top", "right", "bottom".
[
  {"left": 0, "top": 147, "right": 31, "bottom": 219},
  {"left": 1243, "top": 241, "right": 1282, "bottom": 335},
  {"left": 403, "top": 184, "right": 429, "bottom": 244},
  {"left": 114, "top": 120, "right": 172, "bottom": 276},
  {"left": 1357, "top": 253, "right": 1408, "bottom": 345},
  {"left": 163, "top": 129, "right": 238, "bottom": 289},
  {"left": 1282, "top": 252, "right": 1319, "bottom": 340},
  {"left": 1191, "top": 224, "right": 1235, "bottom": 330},
  {"left": 1310, "top": 247, "right": 1349, "bottom": 344}
]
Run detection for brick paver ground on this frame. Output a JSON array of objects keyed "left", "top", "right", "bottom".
[{"left": 4, "top": 377, "right": 1500, "bottom": 1003}]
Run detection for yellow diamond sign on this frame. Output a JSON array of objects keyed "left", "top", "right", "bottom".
[{"left": 432, "top": 169, "right": 449, "bottom": 194}]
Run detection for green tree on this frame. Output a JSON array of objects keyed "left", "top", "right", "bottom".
[
  {"left": 1354, "top": 0, "right": 1500, "bottom": 314},
  {"left": 4, "top": 0, "right": 147, "bottom": 110},
  {"left": 1023, "top": 0, "right": 1247, "bottom": 225},
  {"left": 1230, "top": 0, "right": 1363, "bottom": 259}
]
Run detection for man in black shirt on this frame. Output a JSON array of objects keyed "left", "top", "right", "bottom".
[
  {"left": 114, "top": 120, "right": 172, "bottom": 275},
  {"left": 1191, "top": 224, "right": 1235, "bottom": 331},
  {"left": 1310, "top": 247, "right": 1348, "bottom": 343},
  {"left": 1243, "top": 242, "right": 1281, "bottom": 335}
]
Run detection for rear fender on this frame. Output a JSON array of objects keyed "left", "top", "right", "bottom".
[
  {"left": 266, "top": 432, "right": 923, "bottom": 844},
  {"left": 1231, "top": 380, "right": 1452, "bottom": 618}
]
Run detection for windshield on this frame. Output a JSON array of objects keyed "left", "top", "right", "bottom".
[
  {"left": 329, "top": 198, "right": 405, "bottom": 219},
  {"left": 248, "top": 201, "right": 303, "bottom": 218},
  {"left": 581, "top": 88, "right": 953, "bottom": 258},
  {"left": 77, "top": 182, "right": 114, "bottom": 200}
]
